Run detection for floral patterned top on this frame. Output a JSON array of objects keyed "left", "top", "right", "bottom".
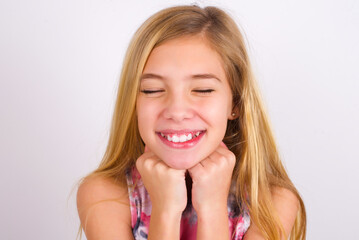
[{"left": 125, "top": 166, "right": 250, "bottom": 240}]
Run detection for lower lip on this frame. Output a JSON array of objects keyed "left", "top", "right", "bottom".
[{"left": 157, "top": 131, "right": 206, "bottom": 149}]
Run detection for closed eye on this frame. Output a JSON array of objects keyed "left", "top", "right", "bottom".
[
  {"left": 193, "top": 89, "right": 215, "bottom": 94},
  {"left": 140, "top": 89, "right": 214, "bottom": 94},
  {"left": 140, "top": 90, "right": 165, "bottom": 94}
]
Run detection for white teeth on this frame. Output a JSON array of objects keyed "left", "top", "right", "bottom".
[
  {"left": 172, "top": 135, "right": 180, "bottom": 143},
  {"left": 179, "top": 135, "right": 187, "bottom": 142},
  {"left": 187, "top": 133, "right": 192, "bottom": 141},
  {"left": 160, "top": 131, "right": 203, "bottom": 143}
]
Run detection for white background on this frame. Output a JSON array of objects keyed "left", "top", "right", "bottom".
[{"left": 1, "top": 0, "right": 358, "bottom": 239}]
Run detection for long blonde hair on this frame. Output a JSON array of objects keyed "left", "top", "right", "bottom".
[{"left": 82, "top": 4, "right": 306, "bottom": 239}]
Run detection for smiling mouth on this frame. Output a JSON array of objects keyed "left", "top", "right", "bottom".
[{"left": 156, "top": 130, "right": 206, "bottom": 143}]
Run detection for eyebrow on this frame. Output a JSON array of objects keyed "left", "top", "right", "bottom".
[{"left": 140, "top": 73, "right": 221, "bottom": 82}]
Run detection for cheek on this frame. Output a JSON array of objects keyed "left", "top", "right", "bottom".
[
  {"left": 136, "top": 100, "right": 152, "bottom": 136},
  {"left": 136, "top": 98, "right": 163, "bottom": 141},
  {"left": 199, "top": 98, "right": 229, "bottom": 126}
]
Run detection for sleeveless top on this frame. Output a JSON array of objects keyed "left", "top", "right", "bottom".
[{"left": 125, "top": 166, "right": 250, "bottom": 240}]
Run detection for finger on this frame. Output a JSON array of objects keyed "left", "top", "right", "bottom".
[
  {"left": 136, "top": 153, "right": 159, "bottom": 171},
  {"left": 187, "top": 161, "right": 205, "bottom": 180},
  {"left": 145, "top": 156, "right": 161, "bottom": 169},
  {"left": 153, "top": 158, "right": 171, "bottom": 172},
  {"left": 199, "top": 155, "right": 217, "bottom": 170},
  {"left": 204, "top": 151, "right": 229, "bottom": 172},
  {"left": 215, "top": 147, "right": 236, "bottom": 167}
]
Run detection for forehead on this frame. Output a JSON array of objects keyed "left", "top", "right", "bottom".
[{"left": 142, "top": 35, "right": 226, "bottom": 82}]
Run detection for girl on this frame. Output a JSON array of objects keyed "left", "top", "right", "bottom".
[{"left": 77, "top": 4, "right": 306, "bottom": 240}]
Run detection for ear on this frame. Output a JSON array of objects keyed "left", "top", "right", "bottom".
[{"left": 228, "top": 106, "right": 239, "bottom": 120}]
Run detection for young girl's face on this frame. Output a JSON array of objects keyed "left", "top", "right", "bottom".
[{"left": 136, "top": 35, "right": 235, "bottom": 169}]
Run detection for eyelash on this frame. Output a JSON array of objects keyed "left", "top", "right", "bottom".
[
  {"left": 140, "top": 90, "right": 165, "bottom": 94},
  {"left": 194, "top": 89, "right": 214, "bottom": 94},
  {"left": 140, "top": 89, "right": 214, "bottom": 94}
]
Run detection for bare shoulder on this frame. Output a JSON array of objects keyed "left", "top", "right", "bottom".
[
  {"left": 77, "top": 175, "right": 129, "bottom": 207},
  {"left": 271, "top": 186, "right": 300, "bottom": 206},
  {"left": 77, "top": 175, "right": 134, "bottom": 240},
  {"left": 271, "top": 186, "right": 299, "bottom": 232},
  {"left": 243, "top": 187, "right": 299, "bottom": 240}
]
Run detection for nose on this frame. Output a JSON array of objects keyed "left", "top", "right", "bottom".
[{"left": 162, "top": 92, "right": 194, "bottom": 122}]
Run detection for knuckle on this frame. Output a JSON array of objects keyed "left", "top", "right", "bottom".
[
  {"left": 143, "top": 158, "right": 154, "bottom": 170},
  {"left": 136, "top": 157, "right": 143, "bottom": 169},
  {"left": 216, "top": 155, "right": 227, "bottom": 168},
  {"left": 219, "top": 155, "right": 227, "bottom": 163},
  {"left": 208, "top": 161, "right": 217, "bottom": 172},
  {"left": 217, "top": 152, "right": 236, "bottom": 170},
  {"left": 155, "top": 161, "right": 166, "bottom": 172},
  {"left": 228, "top": 154, "right": 236, "bottom": 168}
]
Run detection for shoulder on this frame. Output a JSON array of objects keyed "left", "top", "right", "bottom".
[
  {"left": 270, "top": 186, "right": 299, "bottom": 231},
  {"left": 77, "top": 175, "right": 134, "bottom": 240},
  {"left": 77, "top": 175, "right": 129, "bottom": 205},
  {"left": 270, "top": 186, "right": 299, "bottom": 210},
  {"left": 243, "top": 187, "right": 299, "bottom": 240}
]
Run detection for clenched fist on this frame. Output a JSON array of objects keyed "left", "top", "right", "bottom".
[
  {"left": 188, "top": 142, "right": 236, "bottom": 215},
  {"left": 136, "top": 146, "right": 188, "bottom": 214}
]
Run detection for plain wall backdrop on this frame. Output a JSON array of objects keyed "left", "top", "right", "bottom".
[{"left": 1, "top": 0, "right": 358, "bottom": 239}]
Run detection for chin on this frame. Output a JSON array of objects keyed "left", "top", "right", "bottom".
[{"left": 161, "top": 154, "right": 201, "bottom": 170}]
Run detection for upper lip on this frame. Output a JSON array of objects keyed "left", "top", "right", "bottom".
[{"left": 156, "top": 129, "right": 206, "bottom": 135}]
